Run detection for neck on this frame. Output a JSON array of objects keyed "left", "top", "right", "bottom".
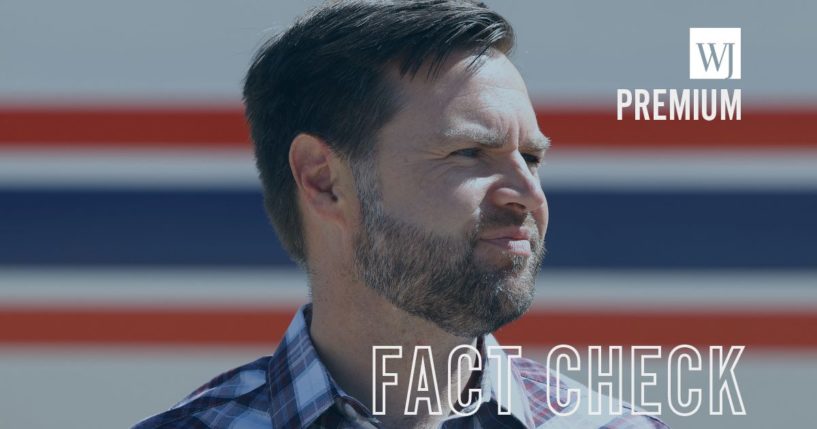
[{"left": 309, "top": 273, "right": 480, "bottom": 428}]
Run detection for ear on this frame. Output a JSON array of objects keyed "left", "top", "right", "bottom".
[{"left": 289, "top": 133, "right": 350, "bottom": 227}]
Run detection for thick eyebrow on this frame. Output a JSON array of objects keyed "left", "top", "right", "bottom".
[
  {"left": 525, "top": 135, "right": 551, "bottom": 152},
  {"left": 441, "top": 128, "right": 551, "bottom": 151}
]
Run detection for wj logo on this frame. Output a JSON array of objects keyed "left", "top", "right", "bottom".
[{"left": 689, "top": 28, "right": 741, "bottom": 80}]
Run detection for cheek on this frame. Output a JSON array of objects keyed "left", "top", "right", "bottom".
[
  {"left": 433, "top": 184, "right": 482, "bottom": 224},
  {"left": 414, "top": 179, "right": 487, "bottom": 233},
  {"left": 443, "top": 180, "right": 485, "bottom": 208},
  {"left": 379, "top": 159, "right": 489, "bottom": 232}
]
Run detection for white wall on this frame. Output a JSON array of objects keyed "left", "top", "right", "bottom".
[{"left": 1, "top": 0, "right": 815, "bottom": 102}]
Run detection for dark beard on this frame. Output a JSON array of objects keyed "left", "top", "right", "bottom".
[{"left": 352, "top": 179, "right": 545, "bottom": 338}]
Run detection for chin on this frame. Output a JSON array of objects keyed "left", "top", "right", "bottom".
[
  {"left": 499, "top": 278, "right": 536, "bottom": 313},
  {"left": 475, "top": 278, "right": 536, "bottom": 335}
]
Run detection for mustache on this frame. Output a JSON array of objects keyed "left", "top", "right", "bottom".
[{"left": 474, "top": 209, "right": 540, "bottom": 242}]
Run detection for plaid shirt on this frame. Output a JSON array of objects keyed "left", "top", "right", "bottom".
[{"left": 134, "top": 304, "right": 668, "bottom": 428}]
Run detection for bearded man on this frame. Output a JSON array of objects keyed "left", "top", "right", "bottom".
[{"left": 135, "top": 1, "right": 668, "bottom": 428}]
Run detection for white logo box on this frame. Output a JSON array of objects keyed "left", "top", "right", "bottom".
[{"left": 690, "top": 28, "right": 741, "bottom": 80}]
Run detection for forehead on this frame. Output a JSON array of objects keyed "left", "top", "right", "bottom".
[{"left": 378, "top": 51, "right": 541, "bottom": 150}]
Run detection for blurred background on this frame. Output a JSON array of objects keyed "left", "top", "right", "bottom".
[{"left": 1, "top": 1, "right": 815, "bottom": 428}]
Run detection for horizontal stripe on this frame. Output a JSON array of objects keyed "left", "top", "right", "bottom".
[
  {"left": 498, "top": 310, "right": 817, "bottom": 349},
  {"left": 1, "top": 307, "right": 815, "bottom": 348},
  {"left": 1, "top": 105, "right": 816, "bottom": 147},
  {"left": 0, "top": 149, "right": 259, "bottom": 189},
  {"left": 535, "top": 108, "right": 817, "bottom": 147},
  {"left": 540, "top": 149, "right": 817, "bottom": 190},
  {"left": 2, "top": 269, "right": 817, "bottom": 310},
  {"left": 0, "top": 106, "right": 251, "bottom": 146},
  {"left": 1, "top": 190, "right": 815, "bottom": 268},
  {"left": 3, "top": 148, "right": 817, "bottom": 190}
]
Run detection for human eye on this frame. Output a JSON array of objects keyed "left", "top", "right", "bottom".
[
  {"left": 450, "top": 147, "right": 482, "bottom": 158},
  {"left": 522, "top": 152, "right": 543, "bottom": 166}
]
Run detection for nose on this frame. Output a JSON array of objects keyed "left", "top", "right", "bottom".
[{"left": 490, "top": 153, "right": 547, "bottom": 214}]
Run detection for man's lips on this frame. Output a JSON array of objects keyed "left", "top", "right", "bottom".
[
  {"left": 480, "top": 237, "right": 532, "bottom": 256},
  {"left": 479, "top": 227, "right": 534, "bottom": 256}
]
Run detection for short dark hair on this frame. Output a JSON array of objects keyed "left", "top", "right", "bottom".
[{"left": 243, "top": 0, "right": 515, "bottom": 265}]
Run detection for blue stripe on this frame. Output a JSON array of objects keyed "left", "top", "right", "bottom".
[{"left": 1, "top": 190, "right": 815, "bottom": 268}]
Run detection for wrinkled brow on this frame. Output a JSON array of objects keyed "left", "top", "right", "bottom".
[{"left": 441, "top": 128, "right": 551, "bottom": 151}]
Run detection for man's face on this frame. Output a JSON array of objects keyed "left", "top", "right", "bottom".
[{"left": 352, "top": 52, "right": 549, "bottom": 338}]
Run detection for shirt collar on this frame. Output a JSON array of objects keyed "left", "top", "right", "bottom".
[
  {"left": 267, "top": 303, "right": 532, "bottom": 428},
  {"left": 267, "top": 303, "right": 341, "bottom": 428},
  {"left": 480, "top": 334, "right": 535, "bottom": 427}
]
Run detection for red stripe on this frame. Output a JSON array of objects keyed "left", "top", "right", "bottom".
[
  {"left": 535, "top": 107, "right": 817, "bottom": 148},
  {"left": 495, "top": 310, "right": 817, "bottom": 349},
  {"left": 0, "top": 107, "right": 252, "bottom": 147},
  {"left": 1, "top": 307, "right": 815, "bottom": 348},
  {"left": 1, "top": 105, "right": 816, "bottom": 148},
  {"left": 0, "top": 308, "right": 288, "bottom": 346}
]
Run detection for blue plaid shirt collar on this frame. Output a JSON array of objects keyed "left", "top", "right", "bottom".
[{"left": 267, "top": 303, "right": 534, "bottom": 428}]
